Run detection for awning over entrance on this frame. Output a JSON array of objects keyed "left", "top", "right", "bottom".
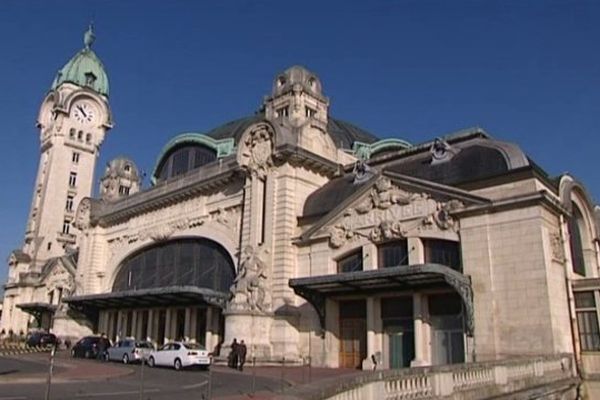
[
  {"left": 63, "top": 286, "right": 229, "bottom": 319},
  {"left": 289, "top": 263, "right": 474, "bottom": 336},
  {"left": 16, "top": 302, "right": 58, "bottom": 323}
]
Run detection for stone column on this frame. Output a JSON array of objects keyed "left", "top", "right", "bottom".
[
  {"left": 146, "top": 309, "right": 154, "bottom": 342},
  {"left": 164, "top": 308, "right": 172, "bottom": 342},
  {"left": 411, "top": 293, "right": 427, "bottom": 366},
  {"left": 205, "top": 307, "right": 213, "bottom": 351},
  {"left": 116, "top": 310, "right": 124, "bottom": 341},
  {"left": 191, "top": 308, "right": 198, "bottom": 343},
  {"left": 131, "top": 311, "right": 138, "bottom": 338},
  {"left": 184, "top": 307, "right": 192, "bottom": 341},
  {"left": 363, "top": 243, "right": 378, "bottom": 270},
  {"left": 365, "top": 297, "right": 377, "bottom": 370}
]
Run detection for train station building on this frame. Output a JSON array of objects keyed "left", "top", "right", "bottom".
[{"left": 2, "top": 27, "right": 600, "bottom": 372}]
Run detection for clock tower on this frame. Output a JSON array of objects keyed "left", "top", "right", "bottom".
[{"left": 24, "top": 24, "right": 112, "bottom": 268}]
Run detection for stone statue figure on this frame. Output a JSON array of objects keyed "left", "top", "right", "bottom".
[{"left": 229, "top": 245, "right": 271, "bottom": 313}]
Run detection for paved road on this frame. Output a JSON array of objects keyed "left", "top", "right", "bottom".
[
  {"left": 0, "top": 358, "right": 288, "bottom": 400},
  {"left": 0, "top": 356, "right": 52, "bottom": 376}
]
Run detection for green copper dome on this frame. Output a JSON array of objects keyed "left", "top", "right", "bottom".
[{"left": 51, "top": 25, "right": 109, "bottom": 96}]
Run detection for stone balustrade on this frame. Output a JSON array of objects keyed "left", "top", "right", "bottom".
[{"left": 275, "top": 354, "right": 579, "bottom": 400}]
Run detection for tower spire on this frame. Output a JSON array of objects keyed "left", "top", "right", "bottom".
[{"left": 84, "top": 23, "right": 95, "bottom": 49}]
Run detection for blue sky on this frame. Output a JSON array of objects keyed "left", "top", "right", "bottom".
[{"left": 0, "top": 0, "right": 598, "bottom": 287}]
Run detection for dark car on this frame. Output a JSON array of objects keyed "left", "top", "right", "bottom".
[
  {"left": 71, "top": 336, "right": 111, "bottom": 359},
  {"left": 26, "top": 332, "right": 60, "bottom": 348}
]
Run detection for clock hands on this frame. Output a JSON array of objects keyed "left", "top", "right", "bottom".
[{"left": 77, "top": 105, "right": 88, "bottom": 118}]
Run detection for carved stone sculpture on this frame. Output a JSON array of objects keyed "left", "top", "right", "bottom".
[
  {"left": 229, "top": 245, "right": 271, "bottom": 313},
  {"left": 73, "top": 198, "right": 91, "bottom": 231},
  {"left": 238, "top": 123, "right": 274, "bottom": 178}
]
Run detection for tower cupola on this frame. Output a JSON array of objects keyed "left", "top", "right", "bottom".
[{"left": 50, "top": 25, "right": 109, "bottom": 97}]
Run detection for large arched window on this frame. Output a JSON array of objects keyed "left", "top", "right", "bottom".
[
  {"left": 112, "top": 239, "right": 235, "bottom": 293},
  {"left": 156, "top": 145, "right": 217, "bottom": 181},
  {"left": 569, "top": 205, "right": 588, "bottom": 276}
]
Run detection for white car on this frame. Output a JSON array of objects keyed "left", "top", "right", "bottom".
[{"left": 147, "top": 342, "right": 211, "bottom": 370}]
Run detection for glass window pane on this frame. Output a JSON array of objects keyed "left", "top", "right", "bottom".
[
  {"left": 575, "top": 292, "right": 596, "bottom": 309},
  {"left": 337, "top": 250, "right": 363, "bottom": 273},
  {"left": 378, "top": 241, "right": 408, "bottom": 268},
  {"left": 424, "top": 239, "right": 462, "bottom": 271}
]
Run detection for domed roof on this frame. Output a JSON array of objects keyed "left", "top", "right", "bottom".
[
  {"left": 51, "top": 25, "right": 109, "bottom": 96},
  {"left": 206, "top": 114, "right": 379, "bottom": 150}
]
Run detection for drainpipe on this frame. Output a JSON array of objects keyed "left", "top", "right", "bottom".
[{"left": 560, "top": 214, "right": 583, "bottom": 378}]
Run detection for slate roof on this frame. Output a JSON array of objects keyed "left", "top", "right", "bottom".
[{"left": 206, "top": 114, "right": 379, "bottom": 150}]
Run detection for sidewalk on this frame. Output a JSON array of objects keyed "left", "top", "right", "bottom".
[
  {"left": 212, "top": 365, "right": 362, "bottom": 400},
  {"left": 0, "top": 351, "right": 133, "bottom": 384}
]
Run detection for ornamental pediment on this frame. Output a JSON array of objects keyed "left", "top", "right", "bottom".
[{"left": 310, "top": 176, "right": 471, "bottom": 248}]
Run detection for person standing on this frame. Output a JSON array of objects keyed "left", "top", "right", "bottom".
[
  {"left": 228, "top": 338, "right": 239, "bottom": 369},
  {"left": 238, "top": 340, "right": 247, "bottom": 371},
  {"left": 96, "top": 333, "right": 108, "bottom": 360}
]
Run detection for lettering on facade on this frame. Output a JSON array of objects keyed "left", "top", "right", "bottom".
[{"left": 323, "top": 178, "right": 464, "bottom": 248}]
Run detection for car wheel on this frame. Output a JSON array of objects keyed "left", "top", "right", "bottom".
[
  {"left": 148, "top": 356, "right": 155, "bottom": 368},
  {"left": 174, "top": 358, "right": 182, "bottom": 371},
  {"left": 84, "top": 350, "right": 92, "bottom": 359},
  {"left": 122, "top": 354, "right": 129, "bottom": 364}
]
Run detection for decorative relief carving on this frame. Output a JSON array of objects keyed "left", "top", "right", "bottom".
[
  {"left": 550, "top": 231, "right": 566, "bottom": 262},
  {"left": 228, "top": 245, "right": 271, "bottom": 313},
  {"left": 238, "top": 123, "right": 274, "bottom": 178},
  {"left": 107, "top": 206, "right": 242, "bottom": 257},
  {"left": 73, "top": 198, "right": 91, "bottom": 231},
  {"left": 323, "top": 179, "right": 464, "bottom": 248}
]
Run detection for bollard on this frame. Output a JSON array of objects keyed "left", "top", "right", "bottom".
[
  {"left": 139, "top": 355, "right": 145, "bottom": 400},
  {"left": 308, "top": 355, "right": 312, "bottom": 383},
  {"left": 251, "top": 356, "right": 256, "bottom": 397},
  {"left": 44, "top": 344, "right": 56, "bottom": 400},
  {"left": 280, "top": 356, "right": 286, "bottom": 393}
]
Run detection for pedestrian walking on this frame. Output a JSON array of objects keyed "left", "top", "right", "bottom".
[{"left": 238, "top": 340, "right": 247, "bottom": 371}]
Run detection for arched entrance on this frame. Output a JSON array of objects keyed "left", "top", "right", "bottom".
[{"left": 66, "top": 238, "right": 235, "bottom": 352}]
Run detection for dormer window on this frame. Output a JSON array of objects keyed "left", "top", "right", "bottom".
[
  {"left": 277, "top": 76, "right": 286, "bottom": 87},
  {"left": 276, "top": 106, "right": 289, "bottom": 118},
  {"left": 308, "top": 77, "right": 316, "bottom": 90},
  {"left": 305, "top": 106, "right": 316, "bottom": 118},
  {"left": 118, "top": 185, "right": 130, "bottom": 195},
  {"left": 124, "top": 164, "right": 131, "bottom": 172},
  {"left": 85, "top": 72, "right": 97, "bottom": 86}
]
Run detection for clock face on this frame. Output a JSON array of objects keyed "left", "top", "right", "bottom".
[{"left": 72, "top": 102, "right": 96, "bottom": 125}]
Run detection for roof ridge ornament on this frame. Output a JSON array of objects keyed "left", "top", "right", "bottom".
[
  {"left": 352, "top": 159, "right": 376, "bottom": 184},
  {"left": 84, "top": 23, "right": 95, "bottom": 50}
]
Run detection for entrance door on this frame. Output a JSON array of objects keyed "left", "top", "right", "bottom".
[
  {"left": 339, "top": 300, "right": 366, "bottom": 369},
  {"left": 387, "top": 326, "right": 415, "bottom": 368},
  {"left": 157, "top": 310, "right": 166, "bottom": 345},
  {"left": 429, "top": 293, "right": 465, "bottom": 365}
]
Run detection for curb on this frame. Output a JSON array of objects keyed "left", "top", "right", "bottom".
[{"left": 0, "top": 344, "right": 52, "bottom": 357}]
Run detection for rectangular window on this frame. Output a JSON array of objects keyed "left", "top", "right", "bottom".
[
  {"left": 65, "top": 195, "right": 74, "bottom": 211},
  {"left": 62, "top": 219, "right": 70, "bottom": 234},
  {"left": 424, "top": 239, "right": 462, "bottom": 272},
  {"left": 378, "top": 240, "right": 409, "bottom": 268},
  {"left": 337, "top": 250, "right": 363, "bottom": 273},
  {"left": 276, "top": 106, "right": 289, "bottom": 118},
  {"left": 575, "top": 291, "right": 600, "bottom": 351},
  {"left": 69, "top": 172, "right": 77, "bottom": 187},
  {"left": 118, "top": 185, "right": 130, "bottom": 195},
  {"left": 305, "top": 106, "right": 316, "bottom": 118},
  {"left": 72, "top": 152, "right": 80, "bottom": 164}
]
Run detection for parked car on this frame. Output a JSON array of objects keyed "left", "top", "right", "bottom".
[
  {"left": 26, "top": 332, "right": 60, "bottom": 348},
  {"left": 147, "top": 342, "right": 211, "bottom": 370},
  {"left": 71, "top": 336, "right": 111, "bottom": 359},
  {"left": 105, "top": 339, "right": 154, "bottom": 364}
]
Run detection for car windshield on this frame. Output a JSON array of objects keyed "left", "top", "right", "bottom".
[{"left": 183, "top": 343, "right": 205, "bottom": 350}]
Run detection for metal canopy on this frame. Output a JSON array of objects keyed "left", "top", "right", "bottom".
[
  {"left": 63, "top": 285, "right": 229, "bottom": 314},
  {"left": 16, "top": 302, "right": 58, "bottom": 323},
  {"left": 289, "top": 263, "right": 474, "bottom": 336}
]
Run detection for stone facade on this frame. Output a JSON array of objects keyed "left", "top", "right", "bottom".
[{"left": 1, "top": 31, "right": 600, "bottom": 374}]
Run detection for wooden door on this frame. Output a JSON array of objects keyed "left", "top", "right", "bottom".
[{"left": 339, "top": 318, "right": 366, "bottom": 369}]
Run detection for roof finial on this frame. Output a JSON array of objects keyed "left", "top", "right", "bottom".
[{"left": 84, "top": 23, "right": 95, "bottom": 49}]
